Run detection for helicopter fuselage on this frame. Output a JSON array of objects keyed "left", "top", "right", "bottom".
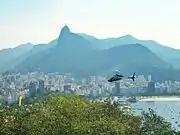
[
  {"left": 108, "top": 73, "right": 135, "bottom": 82},
  {"left": 108, "top": 75, "right": 125, "bottom": 82}
]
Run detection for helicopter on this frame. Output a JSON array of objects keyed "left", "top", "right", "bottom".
[{"left": 107, "top": 71, "right": 135, "bottom": 82}]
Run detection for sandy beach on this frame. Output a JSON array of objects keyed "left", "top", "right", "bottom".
[{"left": 139, "top": 96, "right": 180, "bottom": 101}]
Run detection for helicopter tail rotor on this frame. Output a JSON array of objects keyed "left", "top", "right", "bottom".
[{"left": 132, "top": 72, "right": 135, "bottom": 81}]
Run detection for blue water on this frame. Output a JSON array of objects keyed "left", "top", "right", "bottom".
[{"left": 131, "top": 101, "right": 180, "bottom": 131}]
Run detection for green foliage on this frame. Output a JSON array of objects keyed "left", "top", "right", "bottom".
[
  {"left": 140, "top": 108, "right": 176, "bottom": 135},
  {"left": 0, "top": 94, "right": 179, "bottom": 135}
]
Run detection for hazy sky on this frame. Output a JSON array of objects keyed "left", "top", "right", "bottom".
[{"left": 0, "top": 0, "right": 180, "bottom": 49}]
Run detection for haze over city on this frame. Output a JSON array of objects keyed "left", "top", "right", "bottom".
[{"left": 0, "top": 0, "right": 180, "bottom": 49}]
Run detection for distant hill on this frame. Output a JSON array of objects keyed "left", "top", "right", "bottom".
[
  {"left": 12, "top": 25, "right": 179, "bottom": 81},
  {"left": 0, "top": 43, "right": 33, "bottom": 72},
  {"left": 8, "top": 39, "right": 57, "bottom": 73},
  {"left": 0, "top": 39, "right": 58, "bottom": 73},
  {"left": 79, "top": 34, "right": 180, "bottom": 69}
]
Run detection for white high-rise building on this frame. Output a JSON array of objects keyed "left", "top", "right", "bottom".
[
  {"left": 11, "top": 90, "right": 17, "bottom": 103},
  {"left": 148, "top": 75, "right": 151, "bottom": 82}
]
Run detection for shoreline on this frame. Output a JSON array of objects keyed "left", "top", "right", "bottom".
[{"left": 138, "top": 96, "right": 180, "bottom": 101}]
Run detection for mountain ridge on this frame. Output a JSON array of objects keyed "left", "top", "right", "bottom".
[
  {"left": 79, "top": 33, "right": 180, "bottom": 69},
  {"left": 0, "top": 25, "right": 180, "bottom": 81},
  {"left": 11, "top": 26, "right": 178, "bottom": 81}
]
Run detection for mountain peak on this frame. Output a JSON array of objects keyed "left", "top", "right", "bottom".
[
  {"left": 121, "top": 34, "right": 136, "bottom": 39},
  {"left": 60, "top": 25, "right": 70, "bottom": 35},
  {"left": 58, "top": 25, "right": 71, "bottom": 42}
]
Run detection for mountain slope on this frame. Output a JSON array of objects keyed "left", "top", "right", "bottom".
[
  {"left": 103, "top": 44, "right": 179, "bottom": 81},
  {"left": 79, "top": 34, "right": 180, "bottom": 69}
]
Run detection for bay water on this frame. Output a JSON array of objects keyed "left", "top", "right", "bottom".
[{"left": 131, "top": 100, "right": 180, "bottom": 130}]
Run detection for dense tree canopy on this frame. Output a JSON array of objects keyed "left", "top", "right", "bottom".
[{"left": 0, "top": 94, "right": 179, "bottom": 135}]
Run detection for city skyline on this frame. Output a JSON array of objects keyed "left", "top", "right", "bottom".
[{"left": 0, "top": 0, "right": 180, "bottom": 49}]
